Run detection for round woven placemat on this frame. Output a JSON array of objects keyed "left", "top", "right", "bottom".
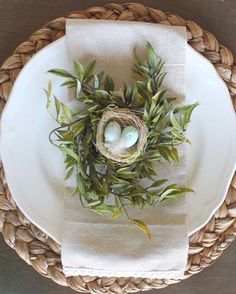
[{"left": 0, "top": 3, "right": 236, "bottom": 293}]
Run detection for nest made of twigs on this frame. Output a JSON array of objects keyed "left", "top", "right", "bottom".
[{"left": 96, "top": 108, "right": 148, "bottom": 164}]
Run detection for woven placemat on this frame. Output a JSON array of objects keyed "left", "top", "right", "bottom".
[{"left": 0, "top": 3, "right": 236, "bottom": 293}]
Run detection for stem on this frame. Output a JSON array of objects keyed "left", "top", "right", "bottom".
[
  {"left": 48, "top": 118, "right": 81, "bottom": 144},
  {"left": 115, "top": 195, "right": 131, "bottom": 220},
  {"left": 79, "top": 194, "right": 86, "bottom": 208}
]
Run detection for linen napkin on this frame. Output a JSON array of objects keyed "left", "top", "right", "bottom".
[{"left": 62, "top": 19, "right": 188, "bottom": 279}]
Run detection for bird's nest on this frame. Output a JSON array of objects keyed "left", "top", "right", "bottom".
[{"left": 96, "top": 108, "right": 148, "bottom": 164}]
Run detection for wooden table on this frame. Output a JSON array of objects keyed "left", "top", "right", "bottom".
[{"left": 0, "top": 1, "right": 235, "bottom": 293}]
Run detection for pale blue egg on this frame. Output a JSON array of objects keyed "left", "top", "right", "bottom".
[
  {"left": 104, "top": 121, "right": 121, "bottom": 143},
  {"left": 121, "top": 126, "right": 139, "bottom": 148}
]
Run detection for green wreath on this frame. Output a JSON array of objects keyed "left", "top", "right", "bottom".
[{"left": 46, "top": 42, "right": 197, "bottom": 238}]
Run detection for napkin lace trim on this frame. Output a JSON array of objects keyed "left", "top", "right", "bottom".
[{"left": 63, "top": 267, "right": 184, "bottom": 279}]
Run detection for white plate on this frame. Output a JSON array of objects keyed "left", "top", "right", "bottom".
[{"left": 0, "top": 37, "right": 236, "bottom": 244}]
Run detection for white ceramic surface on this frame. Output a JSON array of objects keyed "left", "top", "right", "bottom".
[{"left": 0, "top": 37, "right": 236, "bottom": 243}]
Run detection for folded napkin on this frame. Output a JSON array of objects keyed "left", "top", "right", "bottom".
[{"left": 62, "top": 19, "right": 188, "bottom": 279}]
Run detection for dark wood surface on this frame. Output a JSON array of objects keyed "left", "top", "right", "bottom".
[{"left": 0, "top": 1, "right": 236, "bottom": 293}]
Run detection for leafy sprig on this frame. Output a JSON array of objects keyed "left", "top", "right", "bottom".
[{"left": 46, "top": 42, "right": 198, "bottom": 238}]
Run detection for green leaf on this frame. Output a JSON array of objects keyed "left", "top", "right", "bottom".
[
  {"left": 84, "top": 60, "right": 96, "bottom": 81},
  {"left": 61, "top": 80, "right": 76, "bottom": 88},
  {"left": 93, "top": 75, "right": 99, "bottom": 89},
  {"left": 77, "top": 174, "right": 86, "bottom": 196},
  {"left": 54, "top": 97, "right": 61, "bottom": 119},
  {"left": 149, "top": 179, "right": 168, "bottom": 188},
  {"left": 173, "top": 187, "right": 194, "bottom": 194},
  {"left": 143, "top": 101, "right": 149, "bottom": 122},
  {"left": 94, "top": 90, "right": 109, "bottom": 99},
  {"left": 91, "top": 204, "right": 122, "bottom": 216},
  {"left": 123, "top": 83, "right": 133, "bottom": 105},
  {"left": 131, "top": 219, "right": 151, "bottom": 239},
  {"left": 73, "top": 122, "right": 85, "bottom": 137},
  {"left": 111, "top": 93, "right": 124, "bottom": 106},
  {"left": 97, "top": 71, "right": 105, "bottom": 82},
  {"left": 64, "top": 166, "right": 74, "bottom": 180},
  {"left": 171, "top": 128, "right": 184, "bottom": 141},
  {"left": 136, "top": 81, "right": 149, "bottom": 102},
  {"left": 131, "top": 84, "right": 138, "bottom": 105},
  {"left": 89, "top": 164, "right": 102, "bottom": 190},
  {"left": 159, "top": 188, "right": 180, "bottom": 202},
  {"left": 149, "top": 92, "right": 160, "bottom": 117},
  {"left": 170, "top": 147, "right": 179, "bottom": 162},
  {"left": 74, "top": 61, "right": 84, "bottom": 80},
  {"left": 86, "top": 200, "right": 102, "bottom": 207},
  {"left": 61, "top": 102, "right": 72, "bottom": 122},
  {"left": 58, "top": 146, "right": 79, "bottom": 162},
  {"left": 45, "top": 81, "right": 52, "bottom": 110},
  {"left": 47, "top": 80, "right": 52, "bottom": 97},
  {"left": 151, "top": 105, "right": 164, "bottom": 125},
  {"left": 146, "top": 151, "right": 161, "bottom": 161},
  {"left": 118, "top": 171, "right": 137, "bottom": 179},
  {"left": 104, "top": 75, "right": 115, "bottom": 92},
  {"left": 47, "top": 69, "right": 73, "bottom": 78},
  {"left": 76, "top": 79, "right": 81, "bottom": 98},
  {"left": 85, "top": 131, "right": 93, "bottom": 145},
  {"left": 156, "top": 72, "right": 167, "bottom": 88},
  {"left": 182, "top": 102, "right": 199, "bottom": 129},
  {"left": 170, "top": 111, "right": 183, "bottom": 133},
  {"left": 147, "top": 79, "right": 153, "bottom": 92},
  {"left": 146, "top": 42, "right": 158, "bottom": 69},
  {"left": 155, "top": 59, "right": 165, "bottom": 77},
  {"left": 158, "top": 146, "right": 173, "bottom": 163},
  {"left": 159, "top": 186, "right": 193, "bottom": 202}
]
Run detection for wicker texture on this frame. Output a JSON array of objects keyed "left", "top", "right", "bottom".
[{"left": 0, "top": 3, "right": 236, "bottom": 293}]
